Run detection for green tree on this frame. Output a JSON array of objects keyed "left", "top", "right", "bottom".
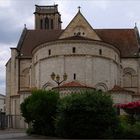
[
  {"left": 20, "top": 89, "right": 59, "bottom": 136},
  {"left": 55, "top": 91, "right": 120, "bottom": 138}
]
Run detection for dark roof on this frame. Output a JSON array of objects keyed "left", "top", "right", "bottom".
[
  {"left": 59, "top": 35, "right": 96, "bottom": 41},
  {"left": 95, "top": 29, "right": 139, "bottom": 57},
  {"left": 18, "top": 28, "right": 139, "bottom": 57},
  {"left": 18, "top": 29, "right": 63, "bottom": 56}
]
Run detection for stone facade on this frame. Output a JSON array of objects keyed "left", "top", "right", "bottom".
[
  {"left": 0, "top": 94, "right": 5, "bottom": 112},
  {"left": 32, "top": 40, "right": 120, "bottom": 91},
  {"left": 6, "top": 5, "right": 140, "bottom": 128},
  {"left": 34, "top": 4, "right": 62, "bottom": 30}
]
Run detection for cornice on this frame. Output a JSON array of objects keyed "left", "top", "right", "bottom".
[{"left": 33, "top": 54, "right": 119, "bottom": 66}]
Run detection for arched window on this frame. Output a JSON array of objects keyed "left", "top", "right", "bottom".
[
  {"left": 123, "top": 67, "right": 137, "bottom": 88},
  {"left": 45, "top": 17, "right": 49, "bottom": 29},
  {"left": 99, "top": 49, "right": 102, "bottom": 55},
  {"left": 95, "top": 83, "right": 108, "bottom": 92},
  {"left": 51, "top": 19, "right": 53, "bottom": 29},
  {"left": 42, "top": 82, "right": 53, "bottom": 90},
  {"left": 73, "top": 73, "right": 76, "bottom": 80},
  {"left": 40, "top": 19, "right": 43, "bottom": 29},
  {"left": 48, "top": 49, "right": 51, "bottom": 55},
  {"left": 72, "top": 47, "right": 76, "bottom": 53},
  {"left": 21, "top": 68, "right": 30, "bottom": 89}
]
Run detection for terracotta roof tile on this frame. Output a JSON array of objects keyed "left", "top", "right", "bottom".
[
  {"left": 109, "top": 85, "right": 134, "bottom": 93},
  {"left": 59, "top": 81, "right": 94, "bottom": 89}
]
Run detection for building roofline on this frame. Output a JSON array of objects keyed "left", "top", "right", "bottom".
[{"left": 5, "top": 58, "right": 11, "bottom": 66}]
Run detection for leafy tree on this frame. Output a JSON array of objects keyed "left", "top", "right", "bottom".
[
  {"left": 55, "top": 91, "right": 120, "bottom": 138},
  {"left": 20, "top": 89, "right": 59, "bottom": 136}
]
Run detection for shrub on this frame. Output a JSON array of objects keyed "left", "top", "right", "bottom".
[
  {"left": 119, "top": 115, "right": 140, "bottom": 138},
  {"left": 55, "top": 91, "right": 120, "bottom": 138},
  {"left": 20, "top": 89, "right": 59, "bottom": 136}
]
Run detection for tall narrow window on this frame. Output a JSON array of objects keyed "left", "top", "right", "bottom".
[
  {"left": 72, "top": 47, "right": 76, "bottom": 53},
  {"left": 40, "top": 19, "right": 43, "bottom": 29},
  {"left": 51, "top": 19, "right": 53, "bottom": 29},
  {"left": 74, "top": 73, "right": 76, "bottom": 80},
  {"left": 45, "top": 17, "right": 49, "bottom": 29},
  {"left": 99, "top": 49, "right": 102, "bottom": 55},
  {"left": 48, "top": 49, "right": 51, "bottom": 56}
]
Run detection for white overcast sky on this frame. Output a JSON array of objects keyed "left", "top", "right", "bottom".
[{"left": 0, "top": 0, "right": 140, "bottom": 95}]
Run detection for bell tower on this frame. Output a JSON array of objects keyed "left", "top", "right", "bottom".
[{"left": 34, "top": 4, "right": 62, "bottom": 30}]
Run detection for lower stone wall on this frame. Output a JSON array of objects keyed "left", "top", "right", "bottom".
[
  {"left": 110, "top": 92, "right": 132, "bottom": 104},
  {"left": 7, "top": 91, "right": 31, "bottom": 129},
  {"left": 132, "top": 95, "right": 140, "bottom": 101}
]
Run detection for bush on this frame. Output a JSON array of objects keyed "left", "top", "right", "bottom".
[
  {"left": 55, "top": 91, "right": 120, "bottom": 138},
  {"left": 119, "top": 115, "right": 140, "bottom": 138},
  {"left": 20, "top": 89, "right": 59, "bottom": 136}
]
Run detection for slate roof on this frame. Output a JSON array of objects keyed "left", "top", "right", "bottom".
[{"left": 17, "top": 28, "right": 139, "bottom": 58}]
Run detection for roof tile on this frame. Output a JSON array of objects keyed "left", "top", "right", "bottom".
[
  {"left": 109, "top": 85, "right": 134, "bottom": 93},
  {"left": 19, "top": 29, "right": 63, "bottom": 56},
  {"left": 18, "top": 29, "right": 139, "bottom": 58},
  {"left": 95, "top": 29, "right": 139, "bottom": 57},
  {"left": 59, "top": 81, "right": 94, "bottom": 89}
]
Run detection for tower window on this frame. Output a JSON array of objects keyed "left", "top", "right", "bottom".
[
  {"left": 40, "top": 19, "right": 43, "bottom": 29},
  {"left": 45, "top": 17, "right": 49, "bottom": 29},
  {"left": 72, "top": 47, "right": 76, "bottom": 53},
  {"left": 48, "top": 49, "right": 51, "bottom": 55},
  {"left": 51, "top": 19, "right": 53, "bottom": 29},
  {"left": 77, "top": 32, "right": 81, "bottom": 36},
  {"left": 74, "top": 73, "right": 76, "bottom": 80},
  {"left": 99, "top": 49, "right": 102, "bottom": 55}
]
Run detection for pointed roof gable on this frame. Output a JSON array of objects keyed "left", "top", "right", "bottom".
[{"left": 59, "top": 10, "right": 101, "bottom": 41}]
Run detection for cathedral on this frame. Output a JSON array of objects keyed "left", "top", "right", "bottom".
[{"left": 6, "top": 4, "right": 140, "bottom": 128}]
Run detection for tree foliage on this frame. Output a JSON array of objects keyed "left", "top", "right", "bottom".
[
  {"left": 20, "top": 89, "right": 59, "bottom": 135},
  {"left": 119, "top": 115, "right": 140, "bottom": 138},
  {"left": 55, "top": 91, "right": 120, "bottom": 138}
]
